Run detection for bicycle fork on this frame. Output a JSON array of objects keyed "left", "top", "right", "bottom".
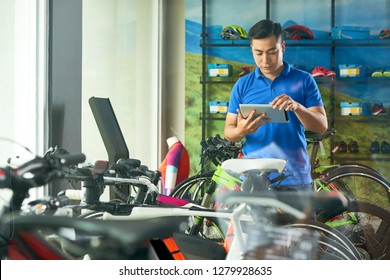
[{"left": 189, "top": 181, "right": 217, "bottom": 235}]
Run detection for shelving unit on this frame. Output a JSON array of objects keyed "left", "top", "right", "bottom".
[{"left": 199, "top": 0, "right": 390, "bottom": 173}]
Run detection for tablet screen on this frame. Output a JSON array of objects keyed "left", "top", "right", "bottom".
[{"left": 239, "top": 104, "right": 290, "bottom": 123}]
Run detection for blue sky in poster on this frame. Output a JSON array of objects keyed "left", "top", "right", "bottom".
[{"left": 185, "top": 0, "right": 390, "bottom": 103}]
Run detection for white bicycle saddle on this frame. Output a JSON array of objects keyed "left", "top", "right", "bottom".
[{"left": 221, "top": 158, "right": 287, "bottom": 174}]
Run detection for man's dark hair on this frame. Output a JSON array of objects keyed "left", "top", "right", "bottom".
[{"left": 248, "top": 19, "right": 282, "bottom": 41}]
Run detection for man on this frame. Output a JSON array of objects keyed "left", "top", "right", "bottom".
[{"left": 224, "top": 19, "right": 328, "bottom": 191}]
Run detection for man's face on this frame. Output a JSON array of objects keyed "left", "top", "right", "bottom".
[{"left": 251, "top": 36, "right": 285, "bottom": 78}]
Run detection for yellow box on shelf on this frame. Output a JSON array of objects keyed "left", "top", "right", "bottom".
[
  {"left": 208, "top": 64, "right": 232, "bottom": 77},
  {"left": 340, "top": 102, "right": 371, "bottom": 116},
  {"left": 209, "top": 101, "right": 228, "bottom": 114}
]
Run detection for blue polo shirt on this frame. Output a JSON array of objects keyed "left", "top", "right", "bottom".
[{"left": 228, "top": 62, "right": 323, "bottom": 186}]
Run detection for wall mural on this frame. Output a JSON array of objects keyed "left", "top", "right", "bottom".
[{"left": 185, "top": 0, "right": 390, "bottom": 176}]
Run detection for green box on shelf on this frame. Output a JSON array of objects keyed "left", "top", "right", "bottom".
[
  {"left": 340, "top": 102, "right": 371, "bottom": 116},
  {"left": 208, "top": 64, "right": 233, "bottom": 77}
]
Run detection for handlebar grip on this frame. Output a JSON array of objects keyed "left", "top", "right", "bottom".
[
  {"left": 59, "top": 153, "right": 86, "bottom": 166},
  {"left": 64, "top": 189, "right": 85, "bottom": 200},
  {"left": 151, "top": 170, "right": 161, "bottom": 186}
]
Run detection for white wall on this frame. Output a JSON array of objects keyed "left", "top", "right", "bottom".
[{"left": 160, "top": 0, "right": 186, "bottom": 156}]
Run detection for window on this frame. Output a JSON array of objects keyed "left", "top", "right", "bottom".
[
  {"left": 82, "top": 0, "right": 161, "bottom": 169},
  {"left": 0, "top": 0, "right": 48, "bottom": 198}
]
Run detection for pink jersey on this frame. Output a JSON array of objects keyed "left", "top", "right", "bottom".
[{"left": 159, "top": 141, "right": 190, "bottom": 194}]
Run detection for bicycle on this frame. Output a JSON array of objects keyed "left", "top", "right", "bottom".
[
  {"left": 55, "top": 137, "right": 390, "bottom": 261},
  {"left": 172, "top": 132, "right": 390, "bottom": 209},
  {"left": 170, "top": 133, "right": 390, "bottom": 259},
  {"left": 218, "top": 187, "right": 360, "bottom": 260},
  {"left": 173, "top": 149, "right": 363, "bottom": 259},
  {"left": 169, "top": 135, "right": 243, "bottom": 241},
  {"left": 306, "top": 129, "right": 390, "bottom": 259},
  {"left": 306, "top": 128, "right": 390, "bottom": 210},
  {"left": 49, "top": 152, "right": 233, "bottom": 260},
  {"left": 2, "top": 144, "right": 384, "bottom": 260},
  {"left": 2, "top": 147, "right": 360, "bottom": 260},
  {"left": 101, "top": 156, "right": 361, "bottom": 260},
  {"left": 0, "top": 150, "right": 161, "bottom": 260},
  {"left": 0, "top": 150, "right": 227, "bottom": 260}
]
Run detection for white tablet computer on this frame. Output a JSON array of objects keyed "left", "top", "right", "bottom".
[{"left": 239, "top": 104, "right": 290, "bottom": 123}]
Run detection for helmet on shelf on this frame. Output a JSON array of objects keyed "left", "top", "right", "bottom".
[{"left": 221, "top": 25, "right": 248, "bottom": 40}]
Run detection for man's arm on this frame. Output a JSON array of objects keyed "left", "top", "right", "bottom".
[{"left": 294, "top": 105, "right": 328, "bottom": 134}]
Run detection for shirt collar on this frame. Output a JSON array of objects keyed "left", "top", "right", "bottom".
[{"left": 255, "top": 61, "right": 291, "bottom": 79}]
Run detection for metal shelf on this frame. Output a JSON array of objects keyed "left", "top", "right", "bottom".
[
  {"left": 199, "top": 77, "right": 236, "bottom": 84},
  {"left": 199, "top": 113, "right": 226, "bottom": 121},
  {"left": 333, "top": 155, "right": 390, "bottom": 162},
  {"left": 199, "top": 0, "right": 390, "bottom": 153},
  {"left": 334, "top": 115, "right": 390, "bottom": 123},
  {"left": 200, "top": 39, "right": 250, "bottom": 47},
  {"left": 335, "top": 77, "right": 390, "bottom": 84},
  {"left": 286, "top": 39, "right": 390, "bottom": 47},
  {"left": 202, "top": 40, "right": 390, "bottom": 48}
]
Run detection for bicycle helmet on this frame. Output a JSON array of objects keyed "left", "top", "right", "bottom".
[
  {"left": 221, "top": 25, "right": 248, "bottom": 40},
  {"left": 282, "top": 24, "right": 314, "bottom": 40}
]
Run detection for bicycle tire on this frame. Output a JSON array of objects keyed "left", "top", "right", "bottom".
[
  {"left": 170, "top": 171, "right": 214, "bottom": 204},
  {"left": 286, "top": 220, "right": 361, "bottom": 260},
  {"left": 330, "top": 200, "right": 390, "bottom": 260},
  {"left": 316, "top": 165, "right": 390, "bottom": 210}
]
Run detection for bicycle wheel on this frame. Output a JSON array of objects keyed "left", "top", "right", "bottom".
[
  {"left": 170, "top": 171, "right": 214, "bottom": 204},
  {"left": 328, "top": 200, "right": 390, "bottom": 260},
  {"left": 285, "top": 220, "right": 361, "bottom": 260},
  {"left": 316, "top": 165, "right": 390, "bottom": 210}
]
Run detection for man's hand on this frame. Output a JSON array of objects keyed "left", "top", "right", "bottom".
[
  {"left": 236, "top": 109, "right": 270, "bottom": 134},
  {"left": 224, "top": 109, "right": 271, "bottom": 142},
  {"left": 270, "top": 93, "right": 300, "bottom": 112},
  {"left": 269, "top": 93, "right": 328, "bottom": 134}
]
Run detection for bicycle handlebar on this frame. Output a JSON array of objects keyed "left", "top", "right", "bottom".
[
  {"left": 110, "top": 159, "right": 161, "bottom": 185},
  {"left": 0, "top": 152, "right": 86, "bottom": 211},
  {"left": 0, "top": 153, "right": 86, "bottom": 190},
  {"left": 200, "top": 134, "right": 242, "bottom": 166}
]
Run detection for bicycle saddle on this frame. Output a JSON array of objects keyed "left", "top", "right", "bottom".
[{"left": 221, "top": 158, "right": 287, "bottom": 174}]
